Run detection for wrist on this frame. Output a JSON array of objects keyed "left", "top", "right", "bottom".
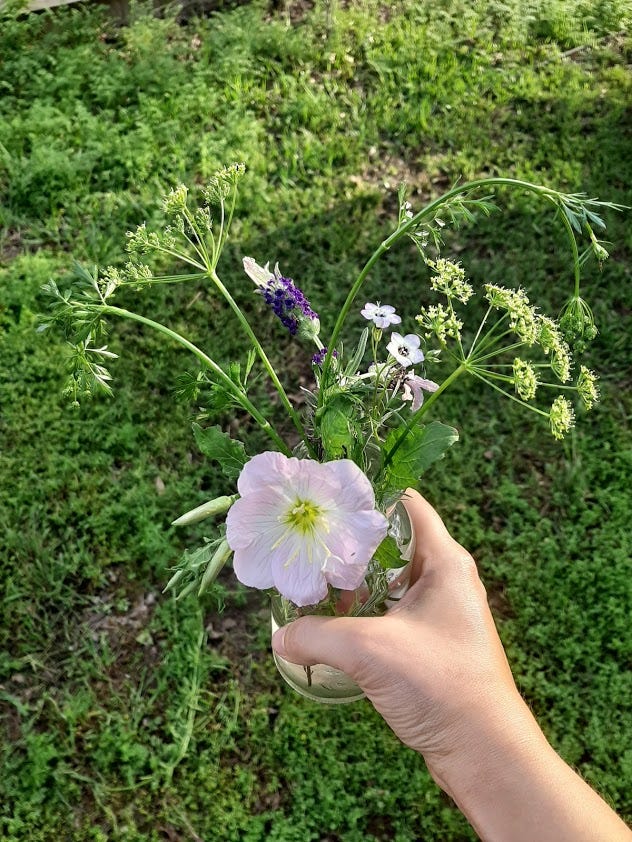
[
  {"left": 425, "top": 693, "right": 632, "bottom": 842},
  {"left": 425, "top": 690, "right": 547, "bottom": 805}
]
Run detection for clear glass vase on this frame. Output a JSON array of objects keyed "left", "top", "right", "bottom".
[{"left": 270, "top": 498, "right": 415, "bottom": 703}]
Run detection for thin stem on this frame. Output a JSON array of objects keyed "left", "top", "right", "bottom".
[
  {"left": 473, "top": 369, "right": 514, "bottom": 384},
  {"left": 466, "top": 315, "right": 510, "bottom": 359},
  {"left": 467, "top": 303, "right": 493, "bottom": 359},
  {"left": 94, "top": 304, "right": 292, "bottom": 455},
  {"left": 470, "top": 369, "right": 549, "bottom": 418},
  {"left": 378, "top": 362, "right": 468, "bottom": 476},
  {"left": 181, "top": 207, "right": 212, "bottom": 269},
  {"left": 155, "top": 244, "right": 206, "bottom": 273},
  {"left": 535, "top": 382, "right": 580, "bottom": 391},
  {"left": 119, "top": 272, "right": 208, "bottom": 287},
  {"left": 320, "top": 176, "right": 566, "bottom": 400},
  {"left": 209, "top": 271, "right": 316, "bottom": 457},
  {"left": 559, "top": 207, "right": 582, "bottom": 297},
  {"left": 470, "top": 341, "right": 526, "bottom": 365}
]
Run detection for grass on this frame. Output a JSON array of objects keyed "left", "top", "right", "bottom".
[{"left": 1, "top": 0, "right": 631, "bottom": 838}]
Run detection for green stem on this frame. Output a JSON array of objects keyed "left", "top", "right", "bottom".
[
  {"left": 472, "top": 369, "right": 549, "bottom": 418},
  {"left": 155, "top": 245, "right": 206, "bottom": 273},
  {"left": 379, "top": 362, "right": 468, "bottom": 475},
  {"left": 470, "top": 340, "right": 526, "bottom": 365},
  {"left": 467, "top": 303, "right": 494, "bottom": 358},
  {"left": 95, "top": 304, "right": 292, "bottom": 455},
  {"left": 559, "top": 207, "right": 582, "bottom": 297},
  {"left": 120, "top": 272, "right": 208, "bottom": 287},
  {"left": 470, "top": 369, "right": 549, "bottom": 417},
  {"left": 209, "top": 271, "right": 316, "bottom": 457},
  {"left": 320, "top": 176, "right": 565, "bottom": 400}
]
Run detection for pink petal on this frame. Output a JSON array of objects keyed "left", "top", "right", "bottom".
[
  {"left": 236, "top": 451, "right": 293, "bottom": 497},
  {"left": 270, "top": 535, "right": 329, "bottom": 606},
  {"left": 322, "top": 554, "right": 368, "bottom": 591},
  {"left": 232, "top": 539, "right": 275, "bottom": 590},
  {"left": 321, "top": 459, "right": 377, "bottom": 512},
  {"left": 225, "top": 491, "right": 286, "bottom": 550},
  {"left": 326, "top": 509, "right": 388, "bottom": 566}
]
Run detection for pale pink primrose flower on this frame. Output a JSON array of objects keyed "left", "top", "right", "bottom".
[
  {"left": 402, "top": 372, "right": 440, "bottom": 412},
  {"left": 225, "top": 452, "right": 388, "bottom": 607},
  {"left": 361, "top": 302, "right": 402, "bottom": 329},
  {"left": 387, "top": 332, "right": 425, "bottom": 367}
]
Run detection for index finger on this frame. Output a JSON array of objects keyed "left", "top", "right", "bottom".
[{"left": 401, "top": 489, "right": 471, "bottom": 582}]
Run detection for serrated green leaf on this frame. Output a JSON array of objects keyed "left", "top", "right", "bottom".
[
  {"left": 318, "top": 397, "right": 359, "bottom": 459},
  {"left": 383, "top": 421, "right": 459, "bottom": 491},
  {"left": 192, "top": 423, "right": 248, "bottom": 481},
  {"left": 374, "top": 535, "right": 404, "bottom": 570}
]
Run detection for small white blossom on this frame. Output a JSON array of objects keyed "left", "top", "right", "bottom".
[
  {"left": 361, "top": 302, "right": 402, "bottom": 329},
  {"left": 387, "top": 332, "right": 425, "bottom": 367},
  {"left": 243, "top": 257, "right": 275, "bottom": 288}
]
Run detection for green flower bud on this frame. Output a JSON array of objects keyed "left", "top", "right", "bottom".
[{"left": 172, "top": 494, "right": 238, "bottom": 526}]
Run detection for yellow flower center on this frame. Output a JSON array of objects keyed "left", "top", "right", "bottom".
[{"left": 284, "top": 499, "right": 322, "bottom": 535}]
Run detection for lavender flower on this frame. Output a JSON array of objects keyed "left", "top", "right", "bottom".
[
  {"left": 243, "top": 257, "right": 320, "bottom": 339},
  {"left": 311, "top": 347, "right": 337, "bottom": 366}
]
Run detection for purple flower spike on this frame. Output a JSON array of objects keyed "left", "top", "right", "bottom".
[
  {"left": 262, "top": 274, "right": 318, "bottom": 336},
  {"left": 244, "top": 257, "right": 319, "bottom": 339},
  {"left": 311, "top": 347, "right": 338, "bottom": 366}
]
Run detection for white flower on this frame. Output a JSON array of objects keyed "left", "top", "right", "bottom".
[
  {"left": 242, "top": 256, "right": 276, "bottom": 287},
  {"left": 226, "top": 453, "right": 388, "bottom": 607},
  {"left": 386, "top": 332, "right": 425, "bottom": 367},
  {"left": 361, "top": 302, "right": 402, "bottom": 329}
]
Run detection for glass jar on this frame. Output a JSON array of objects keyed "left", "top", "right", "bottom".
[{"left": 270, "top": 497, "right": 415, "bottom": 703}]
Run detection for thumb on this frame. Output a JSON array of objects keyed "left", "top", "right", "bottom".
[{"left": 272, "top": 614, "right": 369, "bottom": 676}]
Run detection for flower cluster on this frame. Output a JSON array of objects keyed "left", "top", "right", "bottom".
[
  {"left": 428, "top": 258, "right": 473, "bottom": 304},
  {"left": 415, "top": 303, "right": 463, "bottom": 345},
  {"left": 244, "top": 258, "right": 320, "bottom": 339},
  {"left": 43, "top": 166, "right": 614, "bottom": 619},
  {"left": 513, "top": 359, "right": 538, "bottom": 401},
  {"left": 550, "top": 396, "right": 575, "bottom": 440},
  {"left": 484, "top": 284, "right": 539, "bottom": 346}
]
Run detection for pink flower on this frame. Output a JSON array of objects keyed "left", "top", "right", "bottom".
[
  {"left": 225, "top": 453, "right": 388, "bottom": 607},
  {"left": 402, "top": 373, "right": 440, "bottom": 411}
]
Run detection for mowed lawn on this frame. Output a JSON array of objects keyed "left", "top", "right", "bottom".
[{"left": 0, "top": 1, "right": 631, "bottom": 839}]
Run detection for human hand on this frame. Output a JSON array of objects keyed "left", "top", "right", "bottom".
[
  {"left": 272, "top": 491, "right": 632, "bottom": 841},
  {"left": 271, "top": 489, "right": 536, "bottom": 789}
]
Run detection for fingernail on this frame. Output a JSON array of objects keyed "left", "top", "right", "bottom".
[{"left": 271, "top": 626, "right": 287, "bottom": 657}]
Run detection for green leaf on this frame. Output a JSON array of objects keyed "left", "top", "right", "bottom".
[
  {"left": 192, "top": 423, "right": 248, "bottom": 481},
  {"left": 383, "top": 421, "right": 459, "bottom": 491},
  {"left": 374, "top": 535, "right": 404, "bottom": 570},
  {"left": 318, "top": 397, "right": 359, "bottom": 460}
]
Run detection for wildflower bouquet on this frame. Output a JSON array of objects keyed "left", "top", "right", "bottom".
[{"left": 42, "top": 165, "right": 614, "bottom": 694}]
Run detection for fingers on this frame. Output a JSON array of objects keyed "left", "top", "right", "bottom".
[
  {"left": 401, "top": 489, "right": 474, "bottom": 582},
  {"left": 272, "top": 614, "right": 367, "bottom": 674}
]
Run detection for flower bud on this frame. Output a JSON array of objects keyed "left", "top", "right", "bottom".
[{"left": 172, "top": 494, "right": 238, "bottom": 526}]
